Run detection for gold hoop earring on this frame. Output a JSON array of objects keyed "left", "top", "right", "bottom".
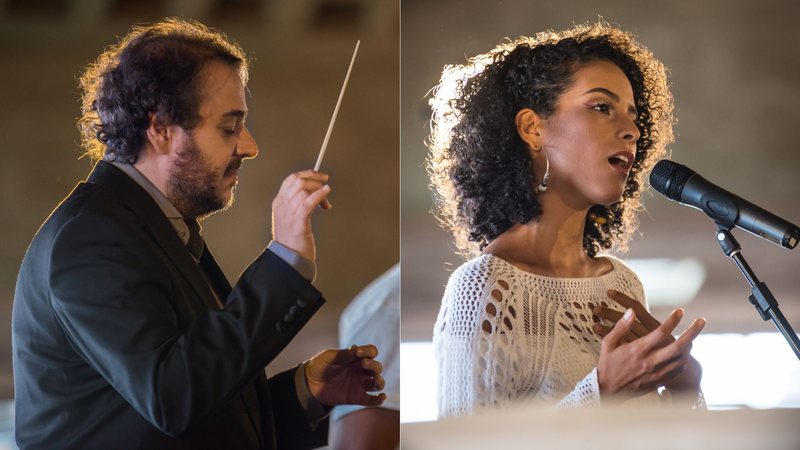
[
  {"left": 534, "top": 149, "right": 549, "bottom": 194},
  {"left": 587, "top": 210, "right": 613, "bottom": 225}
]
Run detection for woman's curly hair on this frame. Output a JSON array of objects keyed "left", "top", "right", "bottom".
[
  {"left": 427, "top": 22, "right": 674, "bottom": 259},
  {"left": 78, "top": 18, "right": 248, "bottom": 163}
]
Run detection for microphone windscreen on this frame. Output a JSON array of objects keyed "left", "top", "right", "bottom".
[{"left": 650, "top": 160, "right": 695, "bottom": 201}]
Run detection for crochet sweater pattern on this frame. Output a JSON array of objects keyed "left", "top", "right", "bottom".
[{"left": 433, "top": 254, "right": 668, "bottom": 417}]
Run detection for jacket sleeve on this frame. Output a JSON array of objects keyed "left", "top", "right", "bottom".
[
  {"left": 268, "top": 367, "right": 330, "bottom": 450},
  {"left": 48, "top": 212, "right": 325, "bottom": 436}
]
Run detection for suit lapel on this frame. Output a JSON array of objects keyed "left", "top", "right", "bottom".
[
  {"left": 198, "top": 247, "right": 233, "bottom": 302},
  {"left": 87, "top": 161, "right": 223, "bottom": 311}
]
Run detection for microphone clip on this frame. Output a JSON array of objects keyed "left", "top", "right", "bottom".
[{"left": 714, "top": 223, "right": 741, "bottom": 258}]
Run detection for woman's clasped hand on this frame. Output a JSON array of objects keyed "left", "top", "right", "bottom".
[{"left": 594, "top": 290, "right": 705, "bottom": 401}]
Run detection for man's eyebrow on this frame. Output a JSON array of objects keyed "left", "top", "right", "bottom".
[
  {"left": 583, "top": 87, "right": 638, "bottom": 117},
  {"left": 221, "top": 110, "right": 247, "bottom": 120}
]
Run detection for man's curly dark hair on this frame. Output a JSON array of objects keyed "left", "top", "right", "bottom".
[
  {"left": 427, "top": 22, "right": 674, "bottom": 258},
  {"left": 78, "top": 18, "right": 249, "bottom": 163}
]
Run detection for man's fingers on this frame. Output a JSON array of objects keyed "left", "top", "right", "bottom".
[
  {"left": 282, "top": 177, "right": 327, "bottom": 198},
  {"left": 359, "top": 392, "right": 387, "bottom": 407},
  {"left": 324, "top": 346, "right": 358, "bottom": 365},
  {"left": 278, "top": 172, "right": 330, "bottom": 201},
  {"left": 360, "top": 357, "right": 383, "bottom": 376},
  {"left": 325, "top": 344, "right": 378, "bottom": 366},
  {"left": 601, "top": 308, "right": 636, "bottom": 349},
  {"left": 302, "top": 185, "right": 331, "bottom": 211},
  {"left": 365, "top": 374, "right": 386, "bottom": 392},
  {"left": 303, "top": 170, "right": 330, "bottom": 181},
  {"left": 277, "top": 182, "right": 330, "bottom": 214},
  {"left": 284, "top": 170, "right": 329, "bottom": 184},
  {"left": 354, "top": 344, "right": 378, "bottom": 359},
  {"left": 375, "top": 375, "right": 385, "bottom": 391}
]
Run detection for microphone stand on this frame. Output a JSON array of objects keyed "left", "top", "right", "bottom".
[{"left": 714, "top": 224, "right": 800, "bottom": 360}]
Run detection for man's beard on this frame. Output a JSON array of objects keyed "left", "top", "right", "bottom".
[{"left": 166, "top": 134, "right": 243, "bottom": 219}]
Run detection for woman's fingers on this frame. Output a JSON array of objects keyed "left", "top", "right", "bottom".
[
  {"left": 650, "top": 316, "right": 705, "bottom": 368},
  {"left": 676, "top": 317, "right": 707, "bottom": 347},
  {"left": 593, "top": 306, "right": 650, "bottom": 338},
  {"left": 594, "top": 305, "right": 703, "bottom": 355},
  {"left": 600, "top": 308, "right": 636, "bottom": 351},
  {"left": 607, "top": 290, "right": 661, "bottom": 330},
  {"left": 640, "top": 308, "right": 685, "bottom": 351},
  {"left": 592, "top": 323, "right": 638, "bottom": 343},
  {"left": 595, "top": 303, "right": 706, "bottom": 398}
]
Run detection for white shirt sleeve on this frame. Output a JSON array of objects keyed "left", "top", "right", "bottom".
[{"left": 331, "top": 264, "right": 400, "bottom": 422}]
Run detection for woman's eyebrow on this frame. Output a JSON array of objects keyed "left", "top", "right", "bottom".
[{"left": 583, "top": 87, "right": 638, "bottom": 117}]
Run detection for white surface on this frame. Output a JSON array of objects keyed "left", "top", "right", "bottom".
[
  {"left": 400, "top": 341, "right": 438, "bottom": 423},
  {"left": 401, "top": 405, "right": 800, "bottom": 450}
]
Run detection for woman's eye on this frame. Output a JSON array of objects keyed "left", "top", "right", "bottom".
[{"left": 593, "top": 103, "right": 611, "bottom": 114}]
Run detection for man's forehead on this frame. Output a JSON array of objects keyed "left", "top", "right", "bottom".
[{"left": 198, "top": 61, "right": 248, "bottom": 119}]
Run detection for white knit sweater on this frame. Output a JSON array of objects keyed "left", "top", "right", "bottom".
[{"left": 434, "top": 254, "right": 671, "bottom": 417}]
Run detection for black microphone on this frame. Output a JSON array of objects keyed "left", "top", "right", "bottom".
[{"left": 649, "top": 160, "right": 800, "bottom": 250}]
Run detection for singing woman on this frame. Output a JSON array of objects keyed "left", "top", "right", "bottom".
[{"left": 428, "top": 23, "right": 706, "bottom": 417}]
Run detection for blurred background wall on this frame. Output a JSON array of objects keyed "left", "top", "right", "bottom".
[
  {"left": 0, "top": 0, "right": 399, "bottom": 401},
  {"left": 401, "top": 0, "right": 800, "bottom": 414}
]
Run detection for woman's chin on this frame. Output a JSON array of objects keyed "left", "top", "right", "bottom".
[{"left": 594, "top": 189, "right": 626, "bottom": 207}]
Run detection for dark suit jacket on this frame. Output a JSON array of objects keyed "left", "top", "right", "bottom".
[{"left": 12, "top": 161, "right": 329, "bottom": 449}]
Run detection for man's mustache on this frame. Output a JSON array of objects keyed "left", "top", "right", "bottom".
[{"left": 225, "top": 157, "right": 243, "bottom": 176}]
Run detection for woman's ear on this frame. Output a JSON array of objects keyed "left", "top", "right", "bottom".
[{"left": 515, "top": 108, "right": 545, "bottom": 151}]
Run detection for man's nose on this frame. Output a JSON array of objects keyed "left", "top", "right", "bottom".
[{"left": 238, "top": 126, "right": 259, "bottom": 159}]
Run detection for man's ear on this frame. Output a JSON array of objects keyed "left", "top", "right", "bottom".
[
  {"left": 515, "top": 108, "right": 545, "bottom": 151},
  {"left": 145, "top": 113, "right": 172, "bottom": 155}
]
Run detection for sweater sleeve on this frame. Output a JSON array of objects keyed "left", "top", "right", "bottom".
[
  {"left": 433, "top": 258, "right": 530, "bottom": 417},
  {"left": 433, "top": 263, "right": 484, "bottom": 417},
  {"left": 555, "top": 368, "right": 602, "bottom": 407},
  {"left": 433, "top": 261, "right": 489, "bottom": 417}
]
